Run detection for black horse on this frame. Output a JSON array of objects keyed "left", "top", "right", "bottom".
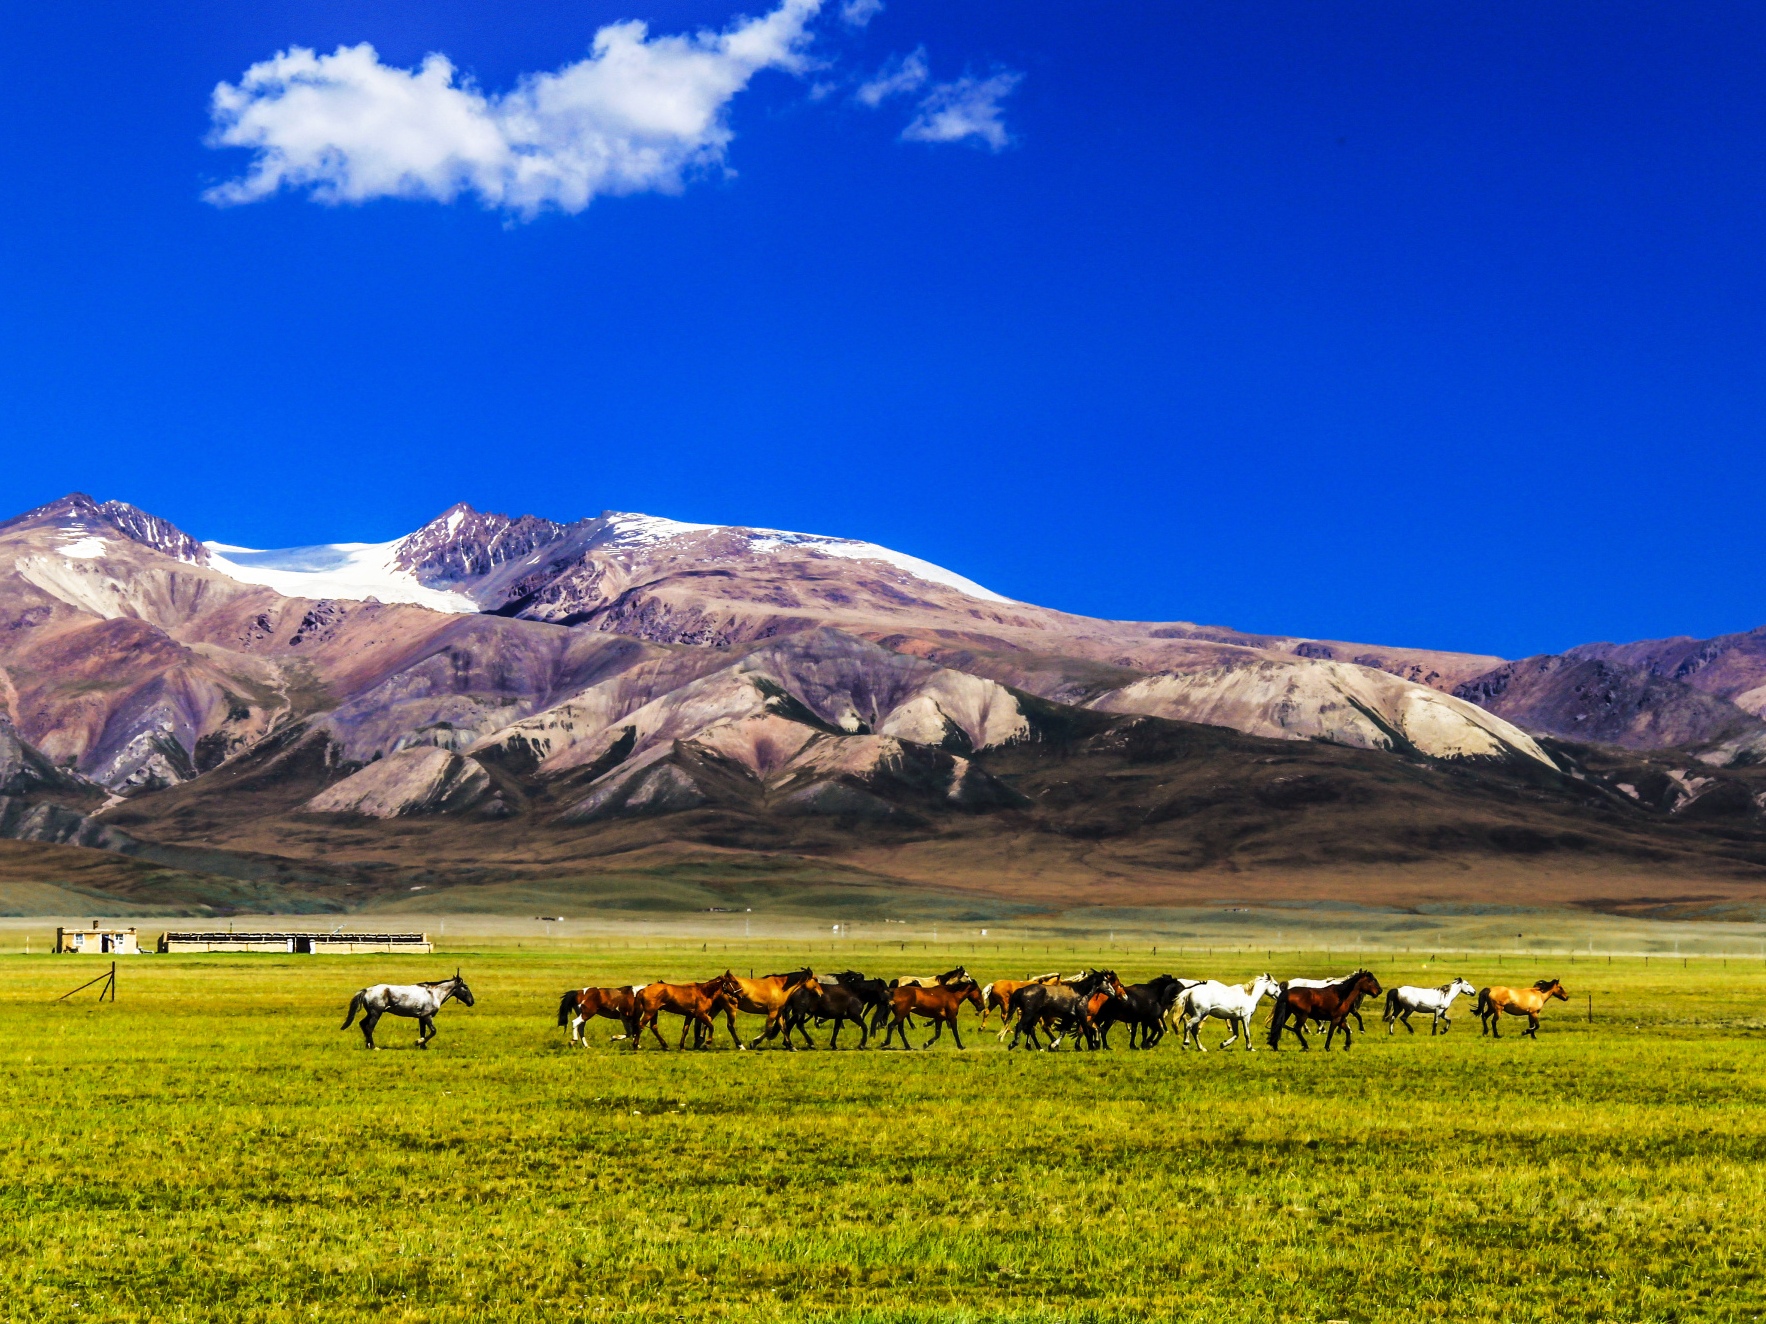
[
  {"left": 1008, "top": 970, "right": 1125, "bottom": 1051},
  {"left": 1094, "top": 975, "right": 1191, "bottom": 1049},
  {"left": 782, "top": 980, "right": 877, "bottom": 1049}
]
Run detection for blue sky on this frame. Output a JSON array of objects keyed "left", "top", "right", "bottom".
[{"left": 2, "top": 1, "right": 1763, "bottom": 658}]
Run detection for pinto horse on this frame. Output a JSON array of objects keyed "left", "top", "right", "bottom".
[
  {"left": 631, "top": 977, "right": 736, "bottom": 1051},
  {"left": 1477, "top": 978, "right": 1569, "bottom": 1038},
  {"left": 1267, "top": 970, "right": 1381, "bottom": 1051},
  {"left": 719, "top": 969, "right": 820, "bottom": 1049},
  {"left": 557, "top": 984, "right": 641, "bottom": 1047},
  {"left": 881, "top": 977, "right": 984, "bottom": 1049},
  {"left": 342, "top": 971, "right": 475, "bottom": 1050}
]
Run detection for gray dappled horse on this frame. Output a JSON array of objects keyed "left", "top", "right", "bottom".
[{"left": 342, "top": 971, "right": 475, "bottom": 1049}]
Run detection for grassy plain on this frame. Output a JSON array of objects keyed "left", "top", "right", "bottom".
[{"left": 3, "top": 928, "right": 1765, "bottom": 1322}]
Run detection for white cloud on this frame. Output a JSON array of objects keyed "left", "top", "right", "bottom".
[
  {"left": 903, "top": 70, "right": 1022, "bottom": 151},
  {"left": 205, "top": 0, "right": 823, "bottom": 216},
  {"left": 854, "top": 47, "right": 927, "bottom": 107},
  {"left": 840, "top": 0, "right": 884, "bottom": 26}
]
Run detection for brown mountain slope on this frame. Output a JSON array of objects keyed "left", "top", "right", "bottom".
[{"left": 1453, "top": 655, "right": 1765, "bottom": 752}]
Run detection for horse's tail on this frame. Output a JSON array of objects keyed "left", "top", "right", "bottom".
[
  {"left": 1475, "top": 987, "right": 1492, "bottom": 1018},
  {"left": 1266, "top": 990, "right": 1289, "bottom": 1048},
  {"left": 557, "top": 989, "right": 579, "bottom": 1028},
  {"left": 1383, "top": 987, "right": 1400, "bottom": 1020},
  {"left": 341, "top": 990, "right": 365, "bottom": 1031}
]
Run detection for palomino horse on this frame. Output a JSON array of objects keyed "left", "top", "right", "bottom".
[
  {"left": 557, "top": 985, "right": 641, "bottom": 1047},
  {"left": 1267, "top": 971, "right": 1382, "bottom": 1051},
  {"left": 881, "top": 977, "right": 984, "bottom": 1049},
  {"left": 1384, "top": 977, "right": 1476, "bottom": 1036},
  {"left": 892, "top": 965, "right": 973, "bottom": 989},
  {"left": 980, "top": 973, "right": 1061, "bottom": 1033},
  {"left": 1007, "top": 970, "right": 1125, "bottom": 1051},
  {"left": 718, "top": 969, "right": 820, "bottom": 1049},
  {"left": 1477, "top": 979, "right": 1569, "bottom": 1038},
  {"left": 342, "top": 971, "right": 475, "bottom": 1050},
  {"left": 632, "top": 977, "right": 736, "bottom": 1051},
  {"left": 1176, "top": 974, "right": 1280, "bottom": 1052}
]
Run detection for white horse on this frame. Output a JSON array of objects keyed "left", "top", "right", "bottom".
[
  {"left": 1384, "top": 977, "right": 1476, "bottom": 1036},
  {"left": 342, "top": 971, "right": 475, "bottom": 1049},
  {"left": 1177, "top": 974, "right": 1281, "bottom": 1052}
]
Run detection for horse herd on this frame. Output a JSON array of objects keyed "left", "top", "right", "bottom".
[
  {"left": 517, "top": 966, "right": 1570, "bottom": 1054},
  {"left": 340, "top": 965, "right": 1570, "bottom": 1051}
]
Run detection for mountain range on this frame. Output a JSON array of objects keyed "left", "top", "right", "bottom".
[{"left": 6, "top": 490, "right": 1766, "bottom": 918}]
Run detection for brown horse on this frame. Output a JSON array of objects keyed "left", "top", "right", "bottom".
[
  {"left": 881, "top": 978, "right": 984, "bottom": 1049},
  {"left": 556, "top": 985, "right": 641, "bottom": 1047},
  {"left": 631, "top": 977, "right": 736, "bottom": 1051},
  {"left": 719, "top": 969, "right": 821, "bottom": 1049},
  {"left": 1267, "top": 970, "right": 1382, "bottom": 1051},
  {"left": 1477, "top": 978, "right": 1569, "bottom": 1038}
]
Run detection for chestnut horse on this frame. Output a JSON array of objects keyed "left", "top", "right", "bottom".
[
  {"left": 556, "top": 984, "right": 641, "bottom": 1047},
  {"left": 881, "top": 977, "right": 984, "bottom": 1049},
  {"left": 1477, "top": 978, "right": 1569, "bottom": 1038},
  {"left": 719, "top": 969, "right": 821, "bottom": 1049},
  {"left": 631, "top": 977, "right": 736, "bottom": 1051},
  {"left": 1267, "top": 970, "right": 1382, "bottom": 1051}
]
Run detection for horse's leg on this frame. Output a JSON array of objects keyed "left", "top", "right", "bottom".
[
  {"left": 417, "top": 1015, "right": 434, "bottom": 1048},
  {"left": 923, "top": 1018, "right": 943, "bottom": 1050},
  {"left": 949, "top": 1014, "right": 966, "bottom": 1051},
  {"left": 647, "top": 1013, "right": 669, "bottom": 1050},
  {"left": 1353, "top": 1009, "right": 1365, "bottom": 1032},
  {"left": 1526, "top": 1011, "right": 1539, "bottom": 1039},
  {"left": 1401, "top": 1009, "right": 1416, "bottom": 1035},
  {"left": 1341, "top": 1017, "right": 1353, "bottom": 1051},
  {"left": 361, "top": 1009, "right": 380, "bottom": 1049},
  {"left": 1292, "top": 1020, "right": 1310, "bottom": 1052}
]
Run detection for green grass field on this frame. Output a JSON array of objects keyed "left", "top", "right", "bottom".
[{"left": 4, "top": 937, "right": 1765, "bottom": 1322}]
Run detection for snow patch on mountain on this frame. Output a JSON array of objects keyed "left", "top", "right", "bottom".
[
  {"left": 205, "top": 541, "right": 478, "bottom": 613},
  {"left": 598, "top": 512, "right": 1012, "bottom": 603},
  {"left": 58, "top": 536, "right": 107, "bottom": 559}
]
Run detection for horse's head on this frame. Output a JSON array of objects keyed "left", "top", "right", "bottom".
[
  {"left": 1539, "top": 978, "right": 1569, "bottom": 1001},
  {"left": 1448, "top": 977, "right": 1477, "bottom": 998},
  {"left": 936, "top": 965, "right": 971, "bottom": 985},
  {"left": 451, "top": 972, "right": 476, "bottom": 1007},
  {"left": 1251, "top": 973, "right": 1282, "bottom": 1000},
  {"left": 1098, "top": 970, "right": 1127, "bottom": 999},
  {"left": 1352, "top": 970, "right": 1382, "bottom": 998}
]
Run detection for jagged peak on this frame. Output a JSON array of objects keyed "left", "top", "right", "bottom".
[{"left": 0, "top": 493, "right": 208, "bottom": 564}]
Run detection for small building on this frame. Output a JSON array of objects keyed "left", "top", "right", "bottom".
[
  {"left": 156, "top": 931, "right": 434, "bottom": 954},
  {"left": 55, "top": 922, "right": 141, "bottom": 954}
]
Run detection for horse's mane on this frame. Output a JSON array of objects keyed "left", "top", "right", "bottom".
[{"left": 1534, "top": 977, "right": 1560, "bottom": 990}]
